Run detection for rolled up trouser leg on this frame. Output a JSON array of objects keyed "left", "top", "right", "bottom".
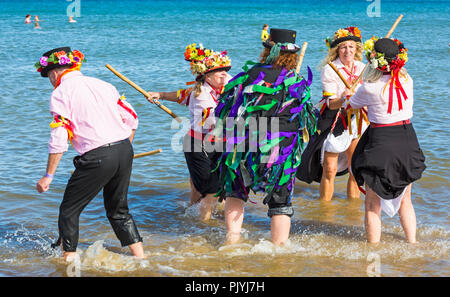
[{"left": 266, "top": 186, "right": 294, "bottom": 218}]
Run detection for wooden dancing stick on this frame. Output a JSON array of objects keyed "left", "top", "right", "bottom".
[
  {"left": 385, "top": 14, "right": 403, "bottom": 39},
  {"left": 105, "top": 64, "right": 182, "bottom": 123},
  {"left": 133, "top": 148, "right": 162, "bottom": 159},
  {"left": 350, "top": 14, "right": 404, "bottom": 89},
  {"left": 328, "top": 62, "right": 352, "bottom": 89},
  {"left": 295, "top": 42, "right": 308, "bottom": 74}
]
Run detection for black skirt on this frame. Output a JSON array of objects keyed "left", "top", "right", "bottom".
[
  {"left": 296, "top": 107, "right": 348, "bottom": 184},
  {"left": 351, "top": 123, "right": 426, "bottom": 200},
  {"left": 184, "top": 134, "right": 221, "bottom": 197}
]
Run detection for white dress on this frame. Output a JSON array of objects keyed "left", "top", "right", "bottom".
[{"left": 320, "top": 58, "right": 367, "bottom": 173}]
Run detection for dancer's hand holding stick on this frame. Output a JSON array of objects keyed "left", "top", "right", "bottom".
[{"left": 105, "top": 64, "right": 182, "bottom": 123}]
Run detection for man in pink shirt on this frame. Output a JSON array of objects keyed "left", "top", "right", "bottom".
[{"left": 34, "top": 47, "right": 145, "bottom": 261}]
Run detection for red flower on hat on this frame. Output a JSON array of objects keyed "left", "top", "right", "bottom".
[
  {"left": 54, "top": 51, "right": 67, "bottom": 59},
  {"left": 72, "top": 50, "right": 84, "bottom": 62},
  {"left": 346, "top": 26, "right": 361, "bottom": 38},
  {"left": 198, "top": 48, "right": 205, "bottom": 56}
]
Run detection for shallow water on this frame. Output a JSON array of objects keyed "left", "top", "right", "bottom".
[{"left": 0, "top": 0, "right": 448, "bottom": 277}]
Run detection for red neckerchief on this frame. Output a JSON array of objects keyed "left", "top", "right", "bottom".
[
  {"left": 341, "top": 64, "right": 357, "bottom": 85},
  {"left": 206, "top": 82, "right": 224, "bottom": 103}
]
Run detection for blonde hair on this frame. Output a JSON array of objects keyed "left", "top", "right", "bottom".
[
  {"left": 194, "top": 77, "right": 205, "bottom": 98},
  {"left": 259, "top": 47, "right": 299, "bottom": 70},
  {"left": 319, "top": 40, "right": 364, "bottom": 69}
]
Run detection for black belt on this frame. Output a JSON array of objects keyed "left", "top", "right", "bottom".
[{"left": 100, "top": 139, "right": 127, "bottom": 148}]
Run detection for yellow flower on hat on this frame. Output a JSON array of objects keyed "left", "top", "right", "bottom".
[
  {"left": 364, "top": 39, "right": 375, "bottom": 52},
  {"left": 336, "top": 29, "right": 349, "bottom": 38}
]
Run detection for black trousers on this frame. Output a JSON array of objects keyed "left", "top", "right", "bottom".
[{"left": 57, "top": 139, "right": 142, "bottom": 252}]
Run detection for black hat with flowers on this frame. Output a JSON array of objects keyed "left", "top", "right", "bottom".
[
  {"left": 374, "top": 38, "right": 400, "bottom": 61},
  {"left": 325, "top": 27, "right": 362, "bottom": 49},
  {"left": 365, "top": 37, "right": 407, "bottom": 73},
  {"left": 35, "top": 47, "right": 86, "bottom": 77},
  {"left": 262, "top": 28, "right": 300, "bottom": 53}
]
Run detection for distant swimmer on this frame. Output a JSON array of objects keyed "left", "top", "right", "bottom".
[
  {"left": 69, "top": 16, "right": 77, "bottom": 23},
  {"left": 34, "top": 15, "right": 40, "bottom": 22},
  {"left": 25, "top": 14, "right": 32, "bottom": 24},
  {"left": 34, "top": 21, "right": 41, "bottom": 29},
  {"left": 261, "top": 24, "right": 269, "bottom": 41}
]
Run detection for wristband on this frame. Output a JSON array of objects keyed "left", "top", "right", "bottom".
[{"left": 44, "top": 173, "right": 54, "bottom": 178}]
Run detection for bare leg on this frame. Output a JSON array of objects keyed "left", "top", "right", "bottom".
[
  {"left": 345, "top": 139, "right": 360, "bottom": 199},
  {"left": 189, "top": 178, "right": 202, "bottom": 206},
  {"left": 199, "top": 193, "right": 217, "bottom": 221},
  {"left": 320, "top": 151, "right": 338, "bottom": 201},
  {"left": 398, "top": 185, "right": 417, "bottom": 243},
  {"left": 128, "top": 242, "right": 145, "bottom": 258},
  {"left": 224, "top": 197, "right": 244, "bottom": 244},
  {"left": 365, "top": 185, "right": 382, "bottom": 243},
  {"left": 63, "top": 251, "right": 77, "bottom": 262},
  {"left": 271, "top": 215, "right": 291, "bottom": 245}
]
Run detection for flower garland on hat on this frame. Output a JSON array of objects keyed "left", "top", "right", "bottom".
[
  {"left": 184, "top": 43, "right": 231, "bottom": 78},
  {"left": 325, "top": 26, "right": 362, "bottom": 49},
  {"left": 364, "top": 37, "right": 409, "bottom": 114},
  {"left": 34, "top": 49, "right": 86, "bottom": 74},
  {"left": 364, "top": 37, "right": 408, "bottom": 72}
]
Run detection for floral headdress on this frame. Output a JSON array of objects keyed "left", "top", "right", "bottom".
[
  {"left": 35, "top": 48, "right": 86, "bottom": 77},
  {"left": 365, "top": 37, "right": 409, "bottom": 114},
  {"left": 325, "top": 26, "right": 362, "bottom": 49},
  {"left": 184, "top": 43, "right": 231, "bottom": 79},
  {"left": 184, "top": 43, "right": 212, "bottom": 62},
  {"left": 364, "top": 37, "right": 408, "bottom": 72}
]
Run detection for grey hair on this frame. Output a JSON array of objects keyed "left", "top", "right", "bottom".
[{"left": 363, "top": 66, "right": 408, "bottom": 83}]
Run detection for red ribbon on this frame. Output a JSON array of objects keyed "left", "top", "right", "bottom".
[
  {"left": 387, "top": 60, "right": 408, "bottom": 114},
  {"left": 117, "top": 99, "right": 137, "bottom": 119}
]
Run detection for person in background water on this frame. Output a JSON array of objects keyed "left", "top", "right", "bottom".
[
  {"left": 345, "top": 38, "right": 425, "bottom": 243},
  {"left": 147, "top": 44, "right": 232, "bottom": 221},
  {"left": 34, "top": 47, "right": 145, "bottom": 261},
  {"left": 69, "top": 16, "right": 77, "bottom": 23},
  {"left": 214, "top": 28, "right": 317, "bottom": 245},
  {"left": 261, "top": 24, "right": 269, "bottom": 42},
  {"left": 25, "top": 14, "right": 32, "bottom": 24},
  {"left": 297, "top": 26, "right": 367, "bottom": 201}
]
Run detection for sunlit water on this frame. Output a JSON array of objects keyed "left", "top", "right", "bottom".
[{"left": 0, "top": 0, "right": 448, "bottom": 276}]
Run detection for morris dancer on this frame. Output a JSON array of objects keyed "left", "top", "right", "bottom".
[
  {"left": 297, "top": 26, "right": 367, "bottom": 201},
  {"left": 344, "top": 38, "right": 425, "bottom": 243},
  {"left": 34, "top": 47, "right": 145, "bottom": 260},
  {"left": 147, "top": 44, "right": 232, "bottom": 221},
  {"left": 213, "top": 28, "right": 317, "bottom": 245}
]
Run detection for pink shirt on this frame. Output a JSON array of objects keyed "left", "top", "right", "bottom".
[
  {"left": 349, "top": 73, "right": 414, "bottom": 124},
  {"left": 48, "top": 71, "right": 138, "bottom": 155}
]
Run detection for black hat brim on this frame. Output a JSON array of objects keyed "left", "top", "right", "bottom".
[
  {"left": 41, "top": 62, "right": 73, "bottom": 77},
  {"left": 262, "top": 41, "right": 301, "bottom": 53},
  {"left": 39, "top": 47, "right": 72, "bottom": 77},
  {"left": 195, "top": 66, "right": 231, "bottom": 81},
  {"left": 330, "top": 36, "right": 361, "bottom": 48}
]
